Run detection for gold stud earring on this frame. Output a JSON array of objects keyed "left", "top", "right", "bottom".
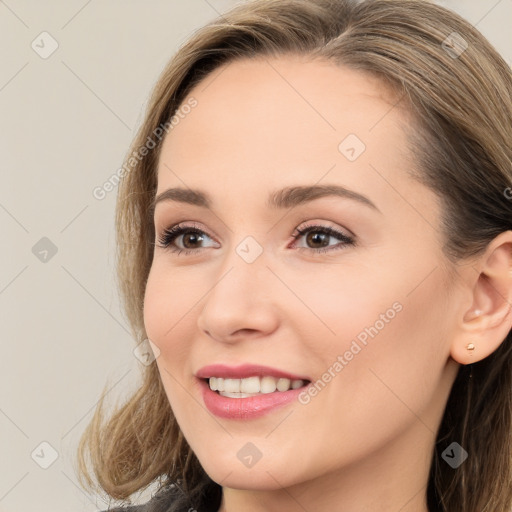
[{"left": 467, "top": 343, "right": 475, "bottom": 352}]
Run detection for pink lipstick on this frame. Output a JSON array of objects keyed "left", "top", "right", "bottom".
[{"left": 196, "top": 363, "right": 311, "bottom": 420}]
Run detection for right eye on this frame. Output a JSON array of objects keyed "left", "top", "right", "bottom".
[{"left": 157, "top": 223, "right": 218, "bottom": 256}]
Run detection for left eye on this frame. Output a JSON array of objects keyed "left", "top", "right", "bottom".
[
  {"left": 290, "top": 224, "right": 355, "bottom": 254},
  {"left": 156, "top": 223, "right": 355, "bottom": 255}
]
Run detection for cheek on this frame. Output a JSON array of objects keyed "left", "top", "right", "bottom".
[
  {"left": 278, "top": 263, "right": 402, "bottom": 358},
  {"left": 143, "top": 264, "right": 197, "bottom": 362},
  {"left": 143, "top": 267, "right": 202, "bottom": 418},
  {"left": 314, "top": 269, "right": 452, "bottom": 443},
  {"left": 293, "top": 252, "right": 451, "bottom": 397}
]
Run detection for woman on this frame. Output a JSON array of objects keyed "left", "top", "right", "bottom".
[{"left": 77, "top": 1, "right": 512, "bottom": 511}]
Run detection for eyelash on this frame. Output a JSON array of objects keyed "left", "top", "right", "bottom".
[{"left": 156, "top": 221, "right": 356, "bottom": 257}]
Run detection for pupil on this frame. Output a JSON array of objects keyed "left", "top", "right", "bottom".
[
  {"left": 307, "top": 232, "right": 328, "bottom": 248},
  {"left": 184, "top": 233, "right": 202, "bottom": 248}
]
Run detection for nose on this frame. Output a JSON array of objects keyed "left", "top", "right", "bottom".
[{"left": 196, "top": 249, "right": 280, "bottom": 344}]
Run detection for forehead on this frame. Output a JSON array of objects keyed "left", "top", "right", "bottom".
[
  {"left": 156, "top": 56, "right": 417, "bottom": 209},
  {"left": 170, "top": 56, "right": 404, "bottom": 137}
]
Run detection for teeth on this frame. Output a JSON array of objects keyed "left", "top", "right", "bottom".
[
  {"left": 208, "top": 376, "right": 306, "bottom": 395},
  {"left": 241, "top": 376, "right": 260, "bottom": 393},
  {"left": 276, "top": 378, "right": 291, "bottom": 391},
  {"left": 291, "top": 379, "right": 303, "bottom": 389},
  {"left": 260, "top": 376, "right": 277, "bottom": 393},
  {"left": 220, "top": 391, "right": 261, "bottom": 398},
  {"left": 224, "top": 378, "right": 240, "bottom": 393}
]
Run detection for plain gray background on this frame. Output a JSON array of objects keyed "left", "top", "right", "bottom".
[{"left": 0, "top": 1, "right": 510, "bottom": 511}]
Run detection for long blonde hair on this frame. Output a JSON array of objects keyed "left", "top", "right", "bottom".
[{"left": 77, "top": 1, "right": 512, "bottom": 510}]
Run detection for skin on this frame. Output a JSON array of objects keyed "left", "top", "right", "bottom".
[{"left": 143, "top": 55, "right": 512, "bottom": 512}]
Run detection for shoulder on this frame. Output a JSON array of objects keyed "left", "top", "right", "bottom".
[
  {"left": 98, "top": 480, "right": 221, "bottom": 512},
  {"left": 99, "top": 485, "right": 185, "bottom": 512}
]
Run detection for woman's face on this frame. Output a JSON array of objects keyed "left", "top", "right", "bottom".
[{"left": 144, "top": 56, "right": 464, "bottom": 493}]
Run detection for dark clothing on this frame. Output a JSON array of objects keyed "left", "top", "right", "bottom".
[{"left": 102, "top": 480, "right": 222, "bottom": 512}]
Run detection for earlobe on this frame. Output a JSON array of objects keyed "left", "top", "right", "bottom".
[{"left": 450, "top": 231, "right": 512, "bottom": 365}]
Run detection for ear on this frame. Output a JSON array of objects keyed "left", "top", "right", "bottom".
[{"left": 450, "top": 230, "right": 512, "bottom": 365}]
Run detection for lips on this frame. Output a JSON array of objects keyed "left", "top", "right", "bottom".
[
  {"left": 198, "top": 378, "right": 310, "bottom": 419},
  {"left": 195, "top": 363, "right": 312, "bottom": 419},
  {"left": 195, "top": 363, "right": 311, "bottom": 381}
]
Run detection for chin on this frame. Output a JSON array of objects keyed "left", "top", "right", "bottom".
[
  {"left": 196, "top": 446, "right": 305, "bottom": 491},
  {"left": 206, "top": 465, "right": 297, "bottom": 491}
]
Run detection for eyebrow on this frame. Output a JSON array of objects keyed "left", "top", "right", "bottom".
[{"left": 151, "top": 184, "right": 381, "bottom": 215}]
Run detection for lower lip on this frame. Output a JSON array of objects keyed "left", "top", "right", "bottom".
[{"left": 198, "top": 378, "right": 308, "bottom": 419}]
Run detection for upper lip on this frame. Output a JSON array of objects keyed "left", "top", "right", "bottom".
[{"left": 196, "top": 363, "right": 311, "bottom": 381}]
